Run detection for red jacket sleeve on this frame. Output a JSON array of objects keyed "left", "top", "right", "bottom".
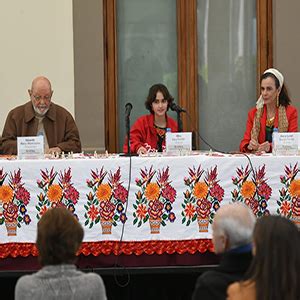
[
  {"left": 287, "top": 105, "right": 298, "bottom": 132},
  {"left": 239, "top": 108, "right": 256, "bottom": 152},
  {"left": 123, "top": 116, "right": 148, "bottom": 153}
]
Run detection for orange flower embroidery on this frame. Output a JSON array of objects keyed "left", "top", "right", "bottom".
[
  {"left": 289, "top": 179, "right": 300, "bottom": 198},
  {"left": 184, "top": 203, "right": 196, "bottom": 219},
  {"left": 0, "top": 185, "right": 14, "bottom": 203},
  {"left": 47, "top": 184, "right": 63, "bottom": 202},
  {"left": 280, "top": 200, "right": 291, "bottom": 216},
  {"left": 88, "top": 204, "right": 100, "bottom": 221},
  {"left": 144, "top": 183, "right": 160, "bottom": 201},
  {"left": 193, "top": 182, "right": 208, "bottom": 199},
  {"left": 240, "top": 181, "right": 256, "bottom": 198},
  {"left": 136, "top": 204, "right": 147, "bottom": 219},
  {"left": 96, "top": 184, "right": 112, "bottom": 201}
]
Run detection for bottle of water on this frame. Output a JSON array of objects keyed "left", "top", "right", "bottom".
[
  {"left": 164, "top": 128, "right": 171, "bottom": 154},
  {"left": 272, "top": 127, "right": 278, "bottom": 155}
]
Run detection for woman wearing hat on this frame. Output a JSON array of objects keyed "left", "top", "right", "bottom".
[{"left": 240, "top": 68, "right": 298, "bottom": 153}]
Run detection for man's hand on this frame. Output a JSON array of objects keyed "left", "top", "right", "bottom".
[{"left": 47, "top": 147, "right": 62, "bottom": 155}]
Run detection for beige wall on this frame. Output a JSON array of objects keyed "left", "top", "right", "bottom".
[
  {"left": 273, "top": 0, "right": 300, "bottom": 127},
  {"left": 0, "top": 0, "right": 74, "bottom": 131},
  {"left": 73, "top": 0, "right": 105, "bottom": 152},
  {"left": 0, "top": 0, "right": 105, "bottom": 152}
]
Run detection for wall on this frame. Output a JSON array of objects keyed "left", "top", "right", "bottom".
[
  {"left": 0, "top": 0, "right": 74, "bottom": 130},
  {"left": 273, "top": 0, "right": 300, "bottom": 126},
  {"left": 73, "top": 0, "right": 105, "bottom": 152}
]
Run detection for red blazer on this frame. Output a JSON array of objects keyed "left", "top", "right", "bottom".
[
  {"left": 240, "top": 105, "right": 298, "bottom": 152},
  {"left": 123, "top": 113, "right": 178, "bottom": 153}
]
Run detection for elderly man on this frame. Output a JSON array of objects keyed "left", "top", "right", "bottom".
[
  {"left": 192, "top": 203, "right": 255, "bottom": 300},
  {"left": 1, "top": 76, "right": 81, "bottom": 155}
]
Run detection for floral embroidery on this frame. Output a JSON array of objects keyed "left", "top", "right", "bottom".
[
  {"left": 0, "top": 168, "right": 31, "bottom": 235},
  {"left": 133, "top": 166, "right": 176, "bottom": 233},
  {"left": 84, "top": 167, "right": 128, "bottom": 234},
  {"left": 181, "top": 165, "right": 224, "bottom": 232},
  {"left": 36, "top": 167, "right": 79, "bottom": 219},
  {"left": 278, "top": 164, "right": 300, "bottom": 223},
  {"left": 232, "top": 164, "right": 271, "bottom": 217}
]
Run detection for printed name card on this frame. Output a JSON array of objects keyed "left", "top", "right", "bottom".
[
  {"left": 166, "top": 132, "right": 192, "bottom": 153},
  {"left": 273, "top": 132, "right": 299, "bottom": 156},
  {"left": 17, "top": 136, "right": 44, "bottom": 159}
]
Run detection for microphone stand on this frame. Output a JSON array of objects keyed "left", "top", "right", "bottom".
[
  {"left": 125, "top": 114, "right": 131, "bottom": 156},
  {"left": 176, "top": 111, "right": 183, "bottom": 132}
]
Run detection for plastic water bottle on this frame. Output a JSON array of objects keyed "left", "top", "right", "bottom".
[
  {"left": 272, "top": 127, "right": 278, "bottom": 155},
  {"left": 164, "top": 128, "right": 171, "bottom": 154}
]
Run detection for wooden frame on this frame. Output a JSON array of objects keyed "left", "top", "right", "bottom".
[
  {"left": 103, "top": 0, "right": 273, "bottom": 153},
  {"left": 257, "top": 0, "right": 273, "bottom": 95},
  {"left": 177, "top": 0, "right": 198, "bottom": 134},
  {"left": 103, "top": 0, "right": 118, "bottom": 152}
]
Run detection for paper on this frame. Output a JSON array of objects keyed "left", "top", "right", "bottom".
[{"left": 17, "top": 136, "right": 44, "bottom": 159}]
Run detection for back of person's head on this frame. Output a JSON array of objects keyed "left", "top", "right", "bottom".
[
  {"left": 145, "top": 83, "right": 174, "bottom": 112},
  {"left": 212, "top": 202, "right": 256, "bottom": 254},
  {"left": 37, "top": 207, "right": 84, "bottom": 266},
  {"left": 247, "top": 215, "right": 300, "bottom": 300}
]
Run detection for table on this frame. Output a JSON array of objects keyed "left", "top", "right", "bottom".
[{"left": 1, "top": 152, "right": 299, "bottom": 262}]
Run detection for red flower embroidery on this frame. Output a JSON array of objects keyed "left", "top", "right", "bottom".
[
  {"left": 88, "top": 205, "right": 100, "bottom": 221},
  {"left": 257, "top": 182, "right": 272, "bottom": 200},
  {"left": 64, "top": 186, "right": 79, "bottom": 204},
  {"left": 210, "top": 183, "right": 224, "bottom": 202},
  {"left": 15, "top": 186, "right": 31, "bottom": 205},
  {"left": 148, "top": 200, "right": 164, "bottom": 219},
  {"left": 99, "top": 201, "right": 115, "bottom": 220},
  {"left": 136, "top": 204, "right": 147, "bottom": 219},
  {"left": 4, "top": 202, "right": 19, "bottom": 222},
  {"left": 161, "top": 185, "right": 176, "bottom": 203},
  {"left": 113, "top": 185, "right": 128, "bottom": 203}
]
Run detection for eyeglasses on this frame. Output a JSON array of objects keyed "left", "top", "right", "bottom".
[{"left": 32, "top": 94, "right": 52, "bottom": 102}]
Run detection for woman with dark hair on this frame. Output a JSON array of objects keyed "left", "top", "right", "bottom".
[
  {"left": 227, "top": 215, "right": 300, "bottom": 300},
  {"left": 15, "top": 207, "right": 107, "bottom": 300},
  {"left": 240, "top": 68, "right": 298, "bottom": 152},
  {"left": 123, "top": 83, "right": 177, "bottom": 154}
]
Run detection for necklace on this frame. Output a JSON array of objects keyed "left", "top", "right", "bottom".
[{"left": 266, "top": 116, "right": 275, "bottom": 127}]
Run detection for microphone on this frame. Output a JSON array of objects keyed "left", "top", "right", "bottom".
[
  {"left": 170, "top": 102, "right": 186, "bottom": 113},
  {"left": 125, "top": 103, "right": 133, "bottom": 118}
]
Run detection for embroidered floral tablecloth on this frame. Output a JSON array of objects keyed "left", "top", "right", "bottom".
[{"left": 1, "top": 153, "right": 299, "bottom": 258}]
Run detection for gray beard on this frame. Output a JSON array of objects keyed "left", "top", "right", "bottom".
[{"left": 33, "top": 104, "right": 49, "bottom": 117}]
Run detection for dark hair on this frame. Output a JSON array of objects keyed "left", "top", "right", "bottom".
[
  {"left": 36, "top": 207, "right": 84, "bottom": 266},
  {"left": 261, "top": 72, "right": 291, "bottom": 106},
  {"left": 245, "top": 215, "right": 300, "bottom": 300},
  {"left": 145, "top": 83, "right": 174, "bottom": 113}
]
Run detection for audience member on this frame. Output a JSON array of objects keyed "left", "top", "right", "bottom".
[
  {"left": 1, "top": 76, "right": 81, "bottom": 155},
  {"left": 123, "top": 83, "right": 177, "bottom": 154},
  {"left": 227, "top": 215, "right": 300, "bottom": 300},
  {"left": 240, "top": 68, "right": 298, "bottom": 153},
  {"left": 15, "top": 207, "right": 107, "bottom": 300},
  {"left": 192, "top": 203, "right": 255, "bottom": 300}
]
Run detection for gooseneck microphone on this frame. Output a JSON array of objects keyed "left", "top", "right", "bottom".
[
  {"left": 169, "top": 102, "right": 185, "bottom": 132},
  {"left": 125, "top": 103, "right": 133, "bottom": 156},
  {"left": 169, "top": 102, "right": 186, "bottom": 113},
  {"left": 125, "top": 102, "right": 133, "bottom": 118}
]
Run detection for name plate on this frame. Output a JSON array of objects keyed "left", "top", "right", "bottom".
[
  {"left": 166, "top": 132, "right": 192, "bottom": 153},
  {"left": 273, "top": 132, "right": 299, "bottom": 156},
  {"left": 17, "top": 136, "right": 44, "bottom": 159}
]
